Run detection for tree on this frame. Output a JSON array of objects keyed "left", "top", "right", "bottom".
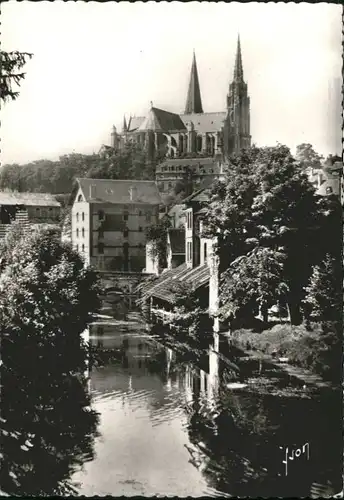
[
  {"left": 145, "top": 215, "right": 172, "bottom": 270},
  {"left": 303, "top": 254, "right": 342, "bottom": 324},
  {"left": 1, "top": 51, "right": 33, "bottom": 103},
  {"left": 204, "top": 144, "right": 335, "bottom": 324},
  {"left": 0, "top": 224, "right": 101, "bottom": 495},
  {"left": 295, "top": 143, "right": 323, "bottom": 172}
]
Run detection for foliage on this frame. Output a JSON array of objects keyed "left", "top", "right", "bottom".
[
  {"left": 1, "top": 51, "right": 33, "bottom": 103},
  {"left": 220, "top": 247, "right": 288, "bottom": 321},
  {"left": 0, "top": 143, "right": 156, "bottom": 195},
  {"left": 295, "top": 143, "right": 323, "bottom": 171},
  {"left": 231, "top": 322, "right": 341, "bottom": 383},
  {"left": 0, "top": 225, "right": 101, "bottom": 495},
  {"left": 303, "top": 253, "right": 342, "bottom": 324},
  {"left": 145, "top": 215, "right": 171, "bottom": 270},
  {"left": 203, "top": 144, "right": 338, "bottom": 324}
]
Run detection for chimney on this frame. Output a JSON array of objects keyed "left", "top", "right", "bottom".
[
  {"left": 129, "top": 186, "right": 138, "bottom": 202},
  {"left": 89, "top": 184, "right": 96, "bottom": 199}
]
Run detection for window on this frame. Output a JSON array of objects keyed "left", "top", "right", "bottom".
[
  {"left": 98, "top": 228, "right": 104, "bottom": 239},
  {"left": 139, "top": 226, "right": 142, "bottom": 232},
  {"left": 138, "top": 210, "right": 142, "bottom": 216},
  {"left": 98, "top": 210, "right": 105, "bottom": 221},
  {"left": 98, "top": 242, "right": 104, "bottom": 254},
  {"left": 76, "top": 212, "right": 79, "bottom": 222},
  {"left": 82, "top": 212, "right": 85, "bottom": 221},
  {"left": 326, "top": 186, "right": 333, "bottom": 194},
  {"left": 77, "top": 194, "right": 83, "bottom": 202},
  {"left": 76, "top": 228, "right": 79, "bottom": 238},
  {"left": 123, "top": 227, "right": 128, "bottom": 237},
  {"left": 123, "top": 213, "right": 128, "bottom": 221},
  {"left": 146, "top": 212, "right": 151, "bottom": 223},
  {"left": 204, "top": 242, "right": 207, "bottom": 261},
  {"left": 82, "top": 228, "right": 85, "bottom": 238},
  {"left": 187, "top": 211, "right": 192, "bottom": 230},
  {"left": 76, "top": 244, "right": 79, "bottom": 252},
  {"left": 187, "top": 241, "right": 192, "bottom": 262},
  {"left": 82, "top": 244, "right": 85, "bottom": 252}
]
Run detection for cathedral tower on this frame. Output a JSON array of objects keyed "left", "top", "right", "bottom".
[
  {"left": 223, "top": 36, "right": 251, "bottom": 157},
  {"left": 184, "top": 51, "right": 204, "bottom": 114}
]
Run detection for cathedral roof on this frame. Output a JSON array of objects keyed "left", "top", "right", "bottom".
[
  {"left": 180, "top": 112, "right": 226, "bottom": 133},
  {"left": 127, "top": 116, "right": 145, "bottom": 132},
  {"left": 138, "top": 107, "right": 186, "bottom": 133},
  {"left": 184, "top": 51, "right": 204, "bottom": 114}
]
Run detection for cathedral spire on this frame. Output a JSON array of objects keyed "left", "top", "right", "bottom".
[
  {"left": 233, "top": 35, "right": 244, "bottom": 82},
  {"left": 122, "top": 115, "right": 128, "bottom": 133},
  {"left": 184, "top": 50, "right": 203, "bottom": 114}
]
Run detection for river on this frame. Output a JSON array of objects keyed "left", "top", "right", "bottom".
[{"left": 72, "top": 319, "right": 342, "bottom": 498}]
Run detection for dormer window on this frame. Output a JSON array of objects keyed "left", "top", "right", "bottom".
[{"left": 77, "top": 194, "right": 83, "bottom": 202}]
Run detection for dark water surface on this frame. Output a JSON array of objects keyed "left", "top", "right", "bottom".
[{"left": 72, "top": 321, "right": 342, "bottom": 497}]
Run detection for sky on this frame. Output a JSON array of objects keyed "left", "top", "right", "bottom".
[{"left": 2, "top": 1, "right": 342, "bottom": 165}]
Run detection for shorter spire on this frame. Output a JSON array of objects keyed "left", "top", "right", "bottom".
[
  {"left": 184, "top": 50, "right": 204, "bottom": 114},
  {"left": 233, "top": 34, "right": 244, "bottom": 81},
  {"left": 122, "top": 115, "right": 128, "bottom": 133}
]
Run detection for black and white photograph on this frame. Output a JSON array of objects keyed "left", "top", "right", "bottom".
[{"left": 1, "top": 1, "right": 343, "bottom": 498}]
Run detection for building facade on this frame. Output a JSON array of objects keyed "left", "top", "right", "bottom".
[
  {"left": 104, "top": 37, "right": 251, "bottom": 192},
  {"left": 70, "top": 178, "right": 161, "bottom": 271},
  {"left": 0, "top": 192, "right": 61, "bottom": 240}
]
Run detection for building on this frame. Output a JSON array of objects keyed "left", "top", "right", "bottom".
[
  {"left": 141, "top": 188, "right": 221, "bottom": 332},
  {"left": 70, "top": 178, "right": 161, "bottom": 271},
  {"left": 307, "top": 158, "right": 343, "bottom": 199},
  {"left": 104, "top": 37, "right": 251, "bottom": 193},
  {"left": 0, "top": 191, "right": 61, "bottom": 240}
]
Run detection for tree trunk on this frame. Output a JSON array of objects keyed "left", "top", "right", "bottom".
[{"left": 288, "top": 301, "right": 302, "bottom": 325}]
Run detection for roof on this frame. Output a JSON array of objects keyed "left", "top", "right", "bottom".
[
  {"left": 159, "top": 157, "right": 218, "bottom": 168},
  {"left": 127, "top": 116, "right": 145, "bottom": 132},
  {"left": 182, "top": 187, "right": 211, "bottom": 204},
  {"left": 180, "top": 111, "right": 226, "bottom": 133},
  {"left": 75, "top": 178, "right": 162, "bottom": 205},
  {"left": 138, "top": 107, "right": 187, "bottom": 133},
  {"left": 168, "top": 229, "right": 185, "bottom": 254},
  {"left": 142, "top": 263, "right": 210, "bottom": 303},
  {"left": 317, "top": 178, "right": 340, "bottom": 197},
  {"left": 0, "top": 191, "right": 60, "bottom": 207}
]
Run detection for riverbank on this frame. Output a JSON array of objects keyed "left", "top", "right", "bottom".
[{"left": 229, "top": 322, "right": 340, "bottom": 388}]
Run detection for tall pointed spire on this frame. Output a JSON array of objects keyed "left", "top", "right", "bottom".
[
  {"left": 184, "top": 50, "right": 203, "bottom": 114},
  {"left": 122, "top": 115, "right": 128, "bottom": 133},
  {"left": 233, "top": 35, "right": 244, "bottom": 81}
]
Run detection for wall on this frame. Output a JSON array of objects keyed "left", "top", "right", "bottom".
[{"left": 71, "top": 187, "right": 91, "bottom": 265}]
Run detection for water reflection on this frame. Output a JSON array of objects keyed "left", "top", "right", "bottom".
[{"left": 72, "top": 322, "right": 341, "bottom": 498}]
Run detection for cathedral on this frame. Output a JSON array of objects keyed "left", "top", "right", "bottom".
[{"left": 106, "top": 37, "right": 251, "bottom": 191}]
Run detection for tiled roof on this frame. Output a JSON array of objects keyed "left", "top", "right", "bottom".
[
  {"left": 138, "top": 107, "right": 187, "bottom": 133},
  {"left": 127, "top": 116, "right": 145, "bottom": 132},
  {"left": 142, "top": 262, "right": 210, "bottom": 303},
  {"left": 180, "top": 112, "right": 226, "bottom": 133},
  {"left": 0, "top": 191, "right": 60, "bottom": 207},
  {"left": 182, "top": 187, "right": 211, "bottom": 204},
  {"left": 168, "top": 229, "right": 185, "bottom": 254},
  {"left": 75, "top": 178, "right": 162, "bottom": 205}
]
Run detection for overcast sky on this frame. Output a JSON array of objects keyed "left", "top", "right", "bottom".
[{"left": 2, "top": 1, "right": 342, "bottom": 165}]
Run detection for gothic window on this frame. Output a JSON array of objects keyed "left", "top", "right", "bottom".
[
  {"left": 76, "top": 212, "right": 79, "bottom": 222},
  {"left": 82, "top": 212, "right": 85, "bottom": 221},
  {"left": 76, "top": 228, "right": 79, "bottom": 238},
  {"left": 197, "top": 136, "right": 202, "bottom": 152},
  {"left": 82, "top": 228, "right": 85, "bottom": 238}
]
